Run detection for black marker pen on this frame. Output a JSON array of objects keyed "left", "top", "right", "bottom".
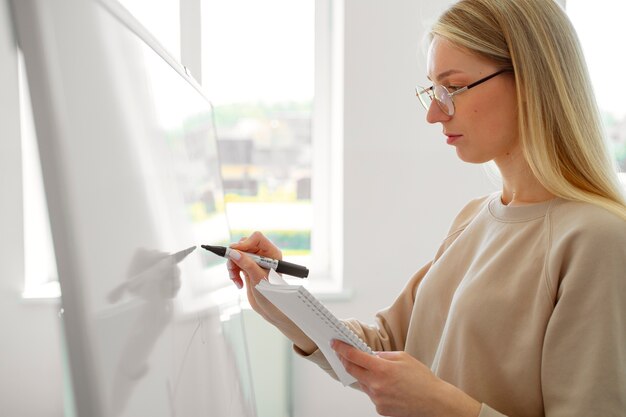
[{"left": 201, "top": 244, "right": 309, "bottom": 278}]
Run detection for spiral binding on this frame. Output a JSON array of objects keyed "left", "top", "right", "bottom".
[{"left": 297, "top": 289, "right": 373, "bottom": 354}]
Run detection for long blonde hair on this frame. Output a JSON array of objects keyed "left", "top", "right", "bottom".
[{"left": 432, "top": 0, "right": 626, "bottom": 220}]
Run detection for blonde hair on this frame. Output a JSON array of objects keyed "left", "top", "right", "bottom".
[{"left": 431, "top": 0, "right": 626, "bottom": 221}]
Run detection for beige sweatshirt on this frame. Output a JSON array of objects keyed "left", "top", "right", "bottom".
[{"left": 298, "top": 194, "right": 626, "bottom": 417}]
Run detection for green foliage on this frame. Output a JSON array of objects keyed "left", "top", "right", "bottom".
[
  {"left": 225, "top": 186, "right": 310, "bottom": 204},
  {"left": 231, "top": 229, "right": 311, "bottom": 255}
]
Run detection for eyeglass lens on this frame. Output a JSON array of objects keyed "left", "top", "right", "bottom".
[
  {"left": 433, "top": 85, "right": 454, "bottom": 116},
  {"left": 416, "top": 86, "right": 454, "bottom": 116}
]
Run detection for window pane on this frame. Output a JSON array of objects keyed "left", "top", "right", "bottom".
[
  {"left": 202, "top": 0, "right": 315, "bottom": 261},
  {"left": 567, "top": 1, "right": 626, "bottom": 173}
]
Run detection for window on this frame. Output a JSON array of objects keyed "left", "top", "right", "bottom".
[
  {"left": 567, "top": 1, "right": 626, "bottom": 184},
  {"left": 23, "top": 0, "right": 336, "bottom": 298},
  {"left": 202, "top": 0, "right": 334, "bottom": 285}
]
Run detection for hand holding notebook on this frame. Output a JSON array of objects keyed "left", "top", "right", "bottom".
[{"left": 256, "top": 269, "right": 373, "bottom": 386}]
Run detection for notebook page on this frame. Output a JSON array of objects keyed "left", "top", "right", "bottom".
[{"left": 256, "top": 270, "right": 369, "bottom": 385}]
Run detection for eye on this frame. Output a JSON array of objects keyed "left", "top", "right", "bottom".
[{"left": 446, "top": 85, "right": 462, "bottom": 92}]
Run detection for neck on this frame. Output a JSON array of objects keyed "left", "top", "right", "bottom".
[
  {"left": 495, "top": 152, "right": 554, "bottom": 206},
  {"left": 501, "top": 186, "right": 554, "bottom": 206}
]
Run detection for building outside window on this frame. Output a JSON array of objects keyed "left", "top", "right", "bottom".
[{"left": 202, "top": 0, "right": 317, "bottom": 267}]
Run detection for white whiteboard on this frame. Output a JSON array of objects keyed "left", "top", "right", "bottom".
[{"left": 10, "top": 0, "right": 257, "bottom": 416}]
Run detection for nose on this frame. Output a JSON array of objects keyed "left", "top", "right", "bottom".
[{"left": 425, "top": 100, "right": 451, "bottom": 124}]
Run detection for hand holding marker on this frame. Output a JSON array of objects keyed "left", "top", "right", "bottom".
[{"left": 201, "top": 244, "right": 309, "bottom": 278}]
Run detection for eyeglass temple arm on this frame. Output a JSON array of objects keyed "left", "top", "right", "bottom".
[
  {"left": 467, "top": 69, "right": 510, "bottom": 89},
  {"left": 449, "top": 69, "right": 511, "bottom": 98}
]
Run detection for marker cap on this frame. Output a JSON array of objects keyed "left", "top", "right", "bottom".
[{"left": 277, "top": 260, "right": 309, "bottom": 278}]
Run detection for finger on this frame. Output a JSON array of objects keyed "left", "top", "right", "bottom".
[
  {"left": 226, "top": 260, "right": 243, "bottom": 289},
  {"left": 232, "top": 274, "right": 243, "bottom": 289},
  {"left": 339, "top": 355, "right": 370, "bottom": 382},
  {"left": 227, "top": 236, "right": 248, "bottom": 253},
  {"left": 227, "top": 249, "right": 268, "bottom": 286},
  {"left": 242, "top": 272, "right": 259, "bottom": 306},
  {"left": 332, "top": 340, "right": 380, "bottom": 371},
  {"left": 375, "top": 351, "right": 405, "bottom": 361},
  {"left": 230, "top": 231, "right": 263, "bottom": 251},
  {"left": 231, "top": 231, "right": 279, "bottom": 258}
]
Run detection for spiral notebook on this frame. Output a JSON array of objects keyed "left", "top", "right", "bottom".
[{"left": 256, "top": 270, "right": 373, "bottom": 386}]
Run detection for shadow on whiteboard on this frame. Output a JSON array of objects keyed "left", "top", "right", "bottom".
[{"left": 11, "top": 0, "right": 259, "bottom": 415}]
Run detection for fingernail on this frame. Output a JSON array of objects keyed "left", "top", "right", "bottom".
[
  {"left": 235, "top": 280, "right": 243, "bottom": 289},
  {"left": 228, "top": 249, "right": 241, "bottom": 261}
]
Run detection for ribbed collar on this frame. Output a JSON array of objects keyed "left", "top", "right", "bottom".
[{"left": 488, "top": 193, "right": 559, "bottom": 222}]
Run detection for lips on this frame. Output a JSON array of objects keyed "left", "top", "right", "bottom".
[{"left": 445, "top": 133, "right": 462, "bottom": 145}]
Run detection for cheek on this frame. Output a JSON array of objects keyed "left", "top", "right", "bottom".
[
  {"left": 494, "top": 99, "right": 518, "bottom": 143},
  {"left": 472, "top": 95, "right": 518, "bottom": 138}
]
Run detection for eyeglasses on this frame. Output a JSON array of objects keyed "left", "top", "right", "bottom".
[{"left": 416, "top": 69, "right": 510, "bottom": 116}]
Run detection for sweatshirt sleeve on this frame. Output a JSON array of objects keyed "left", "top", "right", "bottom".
[
  {"left": 339, "top": 196, "right": 493, "bottom": 354},
  {"left": 294, "top": 196, "right": 492, "bottom": 383},
  {"left": 342, "top": 261, "right": 431, "bottom": 351},
  {"left": 541, "top": 213, "right": 626, "bottom": 416},
  {"left": 293, "top": 261, "right": 432, "bottom": 383}
]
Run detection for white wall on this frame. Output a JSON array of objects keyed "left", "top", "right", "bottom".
[
  {"left": 0, "top": 0, "right": 497, "bottom": 416},
  {"left": 0, "top": 1, "right": 65, "bottom": 416},
  {"left": 292, "top": 0, "right": 496, "bottom": 416}
]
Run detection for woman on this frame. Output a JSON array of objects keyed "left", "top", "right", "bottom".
[{"left": 226, "top": 0, "right": 626, "bottom": 415}]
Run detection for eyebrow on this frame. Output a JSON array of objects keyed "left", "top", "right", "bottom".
[{"left": 426, "top": 69, "right": 465, "bottom": 82}]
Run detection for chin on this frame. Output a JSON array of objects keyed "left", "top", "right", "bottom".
[{"left": 455, "top": 149, "right": 491, "bottom": 164}]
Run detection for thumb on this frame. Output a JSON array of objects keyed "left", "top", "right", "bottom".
[
  {"left": 375, "top": 351, "right": 405, "bottom": 361},
  {"left": 227, "top": 249, "right": 268, "bottom": 284}
]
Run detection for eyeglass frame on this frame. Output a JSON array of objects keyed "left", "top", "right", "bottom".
[{"left": 416, "top": 69, "right": 512, "bottom": 116}]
